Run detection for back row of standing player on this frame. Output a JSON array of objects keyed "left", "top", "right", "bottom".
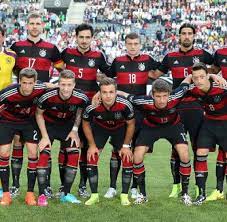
[{"left": 0, "top": 11, "right": 226, "bottom": 205}]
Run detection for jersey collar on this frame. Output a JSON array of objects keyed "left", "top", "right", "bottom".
[
  {"left": 179, "top": 46, "right": 194, "bottom": 54},
  {"left": 76, "top": 47, "right": 91, "bottom": 55},
  {"left": 27, "top": 38, "right": 43, "bottom": 44}
]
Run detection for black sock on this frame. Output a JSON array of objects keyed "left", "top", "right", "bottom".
[
  {"left": 131, "top": 175, "right": 138, "bottom": 189},
  {"left": 122, "top": 166, "right": 133, "bottom": 194},
  {"left": 170, "top": 152, "right": 181, "bottom": 184},
  {"left": 11, "top": 145, "right": 24, "bottom": 188},
  {"left": 63, "top": 166, "right": 77, "bottom": 195},
  {"left": 195, "top": 155, "right": 208, "bottom": 196},
  {"left": 79, "top": 161, "right": 88, "bottom": 188},
  {"left": 87, "top": 165, "right": 98, "bottom": 193},
  {"left": 27, "top": 157, "right": 38, "bottom": 192},
  {"left": 37, "top": 168, "right": 48, "bottom": 195},
  {"left": 110, "top": 151, "right": 121, "bottom": 189},
  {"left": 135, "top": 172, "right": 146, "bottom": 197},
  {"left": 0, "top": 156, "right": 10, "bottom": 192},
  {"left": 46, "top": 157, "right": 52, "bottom": 187},
  {"left": 180, "top": 161, "right": 191, "bottom": 195}
]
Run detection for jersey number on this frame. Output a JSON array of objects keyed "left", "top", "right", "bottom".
[
  {"left": 183, "top": 68, "right": 188, "bottom": 77},
  {"left": 78, "top": 68, "right": 83, "bottom": 78},
  {"left": 129, "top": 73, "right": 136, "bottom": 84},
  {"left": 208, "top": 104, "right": 215, "bottom": 111},
  {"left": 28, "top": 58, "right": 36, "bottom": 68}
]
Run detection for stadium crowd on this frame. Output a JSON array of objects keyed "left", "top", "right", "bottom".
[{"left": 0, "top": 0, "right": 226, "bottom": 62}]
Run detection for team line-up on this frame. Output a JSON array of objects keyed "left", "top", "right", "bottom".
[{"left": 0, "top": 11, "right": 226, "bottom": 207}]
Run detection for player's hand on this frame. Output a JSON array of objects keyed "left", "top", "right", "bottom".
[
  {"left": 92, "top": 91, "right": 101, "bottom": 106},
  {"left": 38, "top": 137, "right": 51, "bottom": 151},
  {"left": 87, "top": 146, "right": 99, "bottom": 162},
  {"left": 66, "top": 130, "right": 80, "bottom": 148},
  {"left": 209, "top": 74, "right": 227, "bottom": 87},
  {"left": 119, "top": 147, "right": 133, "bottom": 162}
]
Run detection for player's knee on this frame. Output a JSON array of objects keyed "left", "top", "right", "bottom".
[
  {"left": 37, "top": 149, "right": 50, "bottom": 168},
  {"left": 196, "top": 148, "right": 209, "bottom": 156},
  {"left": 66, "top": 148, "right": 80, "bottom": 168},
  {"left": 133, "top": 147, "right": 145, "bottom": 163}
]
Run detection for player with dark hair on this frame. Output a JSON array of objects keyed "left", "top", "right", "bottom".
[
  {"left": 0, "top": 68, "right": 46, "bottom": 206},
  {"left": 151, "top": 23, "right": 214, "bottom": 198},
  {"left": 118, "top": 75, "right": 193, "bottom": 205},
  {"left": 61, "top": 23, "right": 111, "bottom": 198},
  {"left": 9, "top": 11, "right": 63, "bottom": 198},
  {"left": 184, "top": 62, "right": 227, "bottom": 205},
  {"left": 36, "top": 70, "right": 89, "bottom": 206},
  {"left": 103, "top": 32, "right": 160, "bottom": 199},
  {"left": 82, "top": 77, "right": 135, "bottom": 206}
]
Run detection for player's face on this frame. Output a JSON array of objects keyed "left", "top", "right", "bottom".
[
  {"left": 0, "top": 31, "right": 5, "bottom": 47},
  {"left": 153, "top": 91, "right": 169, "bottom": 109},
  {"left": 27, "top": 17, "right": 43, "bottom": 38},
  {"left": 125, "top": 38, "right": 141, "bottom": 57},
  {"left": 19, "top": 77, "right": 36, "bottom": 96},
  {"left": 100, "top": 84, "right": 117, "bottom": 107},
  {"left": 192, "top": 69, "right": 209, "bottom": 90},
  {"left": 76, "top": 30, "right": 92, "bottom": 51},
  {"left": 179, "top": 28, "right": 194, "bottom": 48},
  {"left": 59, "top": 78, "right": 75, "bottom": 100}
]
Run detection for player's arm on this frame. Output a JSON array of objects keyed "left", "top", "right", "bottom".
[
  {"left": 35, "top": 107, "right": 51, "bottom": 151},
  {"left": 66, "top": 108, "right": 82, "bottom": 148},
  {"left": 98, "top": 52, "right": 112, "bottom": 78},
  {"left": 208, "top": 74, "right": 227, "bottom": 86}
]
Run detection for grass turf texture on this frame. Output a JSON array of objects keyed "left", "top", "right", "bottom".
[{"left": 0, "top": 139, "right": 227, "bottom": 222}]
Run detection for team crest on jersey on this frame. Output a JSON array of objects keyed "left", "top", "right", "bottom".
[
  {"left": 5, "top": 57, "right": 12, "bottom": 64},
  {"left": 88, "top": 59, "right": 95, "bottom": 67},
  {"left": 39, "top": 49, "right": 47, "bottom": 57},
  {"left": 193, "top": 57, "right": 200, "bottom": 64},
  {"left": 213, "top": 95, "right": 221, "bottom": 103},
  {"left": 138, "top": 63, "right": 145, "bottom": 71},
  {"left": 114, "top": 112, "right": 122, "bottom": 119},
  {"left": 69, "top": 105, "right": 77, "bottom": 111},
  {"left": 222, "top": 59, "right": 226, "bottom": 63}
]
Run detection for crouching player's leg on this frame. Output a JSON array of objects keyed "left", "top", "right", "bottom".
[
  {"left": 25, "top": 141, "right": 38, "bottom": 206},
  {"left": 133, "top": 145, "right": 149, "bottom": 205},
  {"left": 60, "top": 140, "right": 81, "bottom": 204}
]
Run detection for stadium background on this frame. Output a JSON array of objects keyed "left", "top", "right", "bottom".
[{"left": 0, "top": 0, "right": 227, "bottom": 221}]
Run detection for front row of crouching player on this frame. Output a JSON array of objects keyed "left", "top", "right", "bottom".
[{"left": 0, "top": 63, "right": 226, "bottom": 206}]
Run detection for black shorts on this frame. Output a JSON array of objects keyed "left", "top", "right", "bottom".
[
  {"left": 197, "top": 119, "right": 227, "bottom": 151},
  {"left": 177, "top": 102, "right": 204, "bottom": 147},
  {"left": 0, "top": 121, "right": 39, "bottom": 145},
  {"left": 91, "top": 123, "right": 126, "bottom": 151},
  {"left": 135, "top": 122, "right": 188, "bottom": 152},
  {"left": 110, "top": 109, "right": 142, "bottom": 149},
  {"left": 43, "top": 121, "right": 74, "bottom": 142}
]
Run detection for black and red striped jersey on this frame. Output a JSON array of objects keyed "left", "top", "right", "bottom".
[
  {"left": 83, "top": 95, "right": 134, "bottom": 130},
  {"left": 61, "top": 48, "right": 111, "bottom": 100},
  {"left": 110, "top": 53, "right": 160, "bottom": 95},
  {"left": 188, "top": 82, "right": 227, "bottom": 121},
  {"left": 0, "top": 83, "right": 46, "bottom": 123},
  {"left": 158, "top": 48, "right": 213, "bottom": 89},
  {"left": 214, "top": 47, "right": 227, "bottom": 78},
  {"left": 37, "top": 88, "right": 89, "bottom": 125},
  {"left": 10, "top": 39, "right": 62, "bottom": 82},
  {"left": 127, "top": 83, "right": 189, "bottom": 127}
]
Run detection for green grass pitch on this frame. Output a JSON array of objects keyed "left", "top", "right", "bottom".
[{"left": 1, "top": 139, "right": 227, "bottom": 222}]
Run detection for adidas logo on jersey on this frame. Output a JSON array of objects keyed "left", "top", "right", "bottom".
[
  {"left": 96, "top": 115, "right": 103, "bottom": 119},
  {"left": 173, "top": 60, "right": 179, "bottom": 65},
  {"left": 120, "top": 65, "right": 125, "bottom": 69},
  {"left": 20, "top": 49, "right": 25, "bottom": 54},
  {"left": 221, "top": 59, "right": 226, "bottom": 63},
  {"left": 70, "top": 59, "right": 75, "bottom": 63},
  {"left": 15, "top": 104, "right": 21, "bottom": 108}
]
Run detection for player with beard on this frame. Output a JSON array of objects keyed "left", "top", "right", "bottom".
[
  {"left": 150, "top": 23, "right": 213, "bottom": 198},
  {"left": 61, "top": 24, "right": 111, "bottom": 198}
]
